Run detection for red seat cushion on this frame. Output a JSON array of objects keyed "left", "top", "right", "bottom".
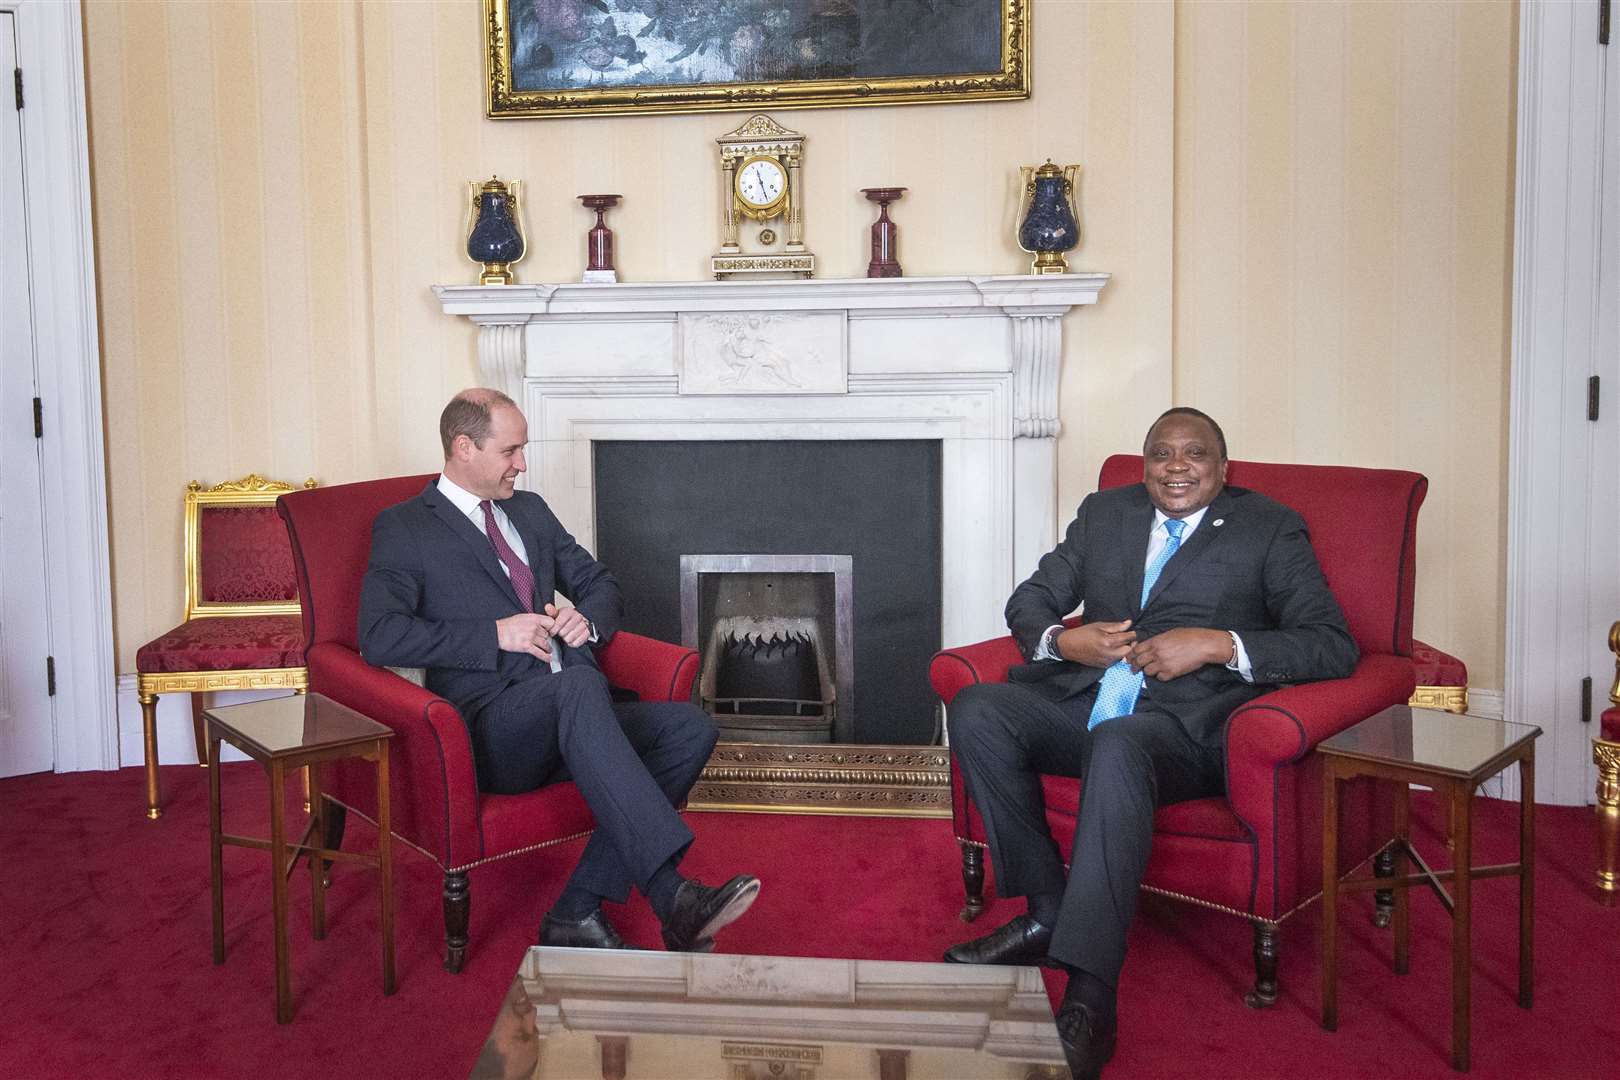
[
  {"left": 1410, "top": 638, "right": 1467, "bottom": 686},
  {"left": 135, "top": 614, "right": 305, "bottom": 673},
  {"left": 1603, "top": 706, "right": 1620, "bottom": 742}
]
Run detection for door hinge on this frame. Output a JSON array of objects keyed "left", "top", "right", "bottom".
[
  {"left": 33, "top": 397, "right": 42, "bottom": 438},
  {"left": 46, "top": 656, "right": 56, "bottom": 697},
  {"left": 12, "top": 68, "right": 20, "bottom": 111},
  {"left": 1589, "top": 375, "right": 1601, "bottom": 421},
  {"left": 1602, "top": 0, "right": 1611, "bottom": 46},
  {"left": 1582, "top": 675, "right": 1593, "bottom": 723}
]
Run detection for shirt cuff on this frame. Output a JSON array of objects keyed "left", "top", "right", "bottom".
[
  {"left": 1034, "top": 624, "right": 1065, "bottom": 661},
  {"left": 1226, "top": 631, "right": 1254, "bottom": 683}
]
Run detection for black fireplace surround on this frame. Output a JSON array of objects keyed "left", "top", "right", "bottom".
[{"left": 593, "top": 439, "right": 943, "bottom": 745}]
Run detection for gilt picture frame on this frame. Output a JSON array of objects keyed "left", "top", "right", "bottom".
[{"left": 484, "top": 0, "right": 1030, "bottom": 119}]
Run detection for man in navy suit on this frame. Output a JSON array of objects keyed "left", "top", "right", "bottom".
[
  {"left": 943, "top": 408, "right": 1358, "bottom": 1079},
  {"left": 359, "top": 388, "right": 758, "bottom": 953}
]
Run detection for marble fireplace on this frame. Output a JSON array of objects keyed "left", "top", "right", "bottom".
[{"left": 435, "top": 273, "right": 1108, "bottom": 814}]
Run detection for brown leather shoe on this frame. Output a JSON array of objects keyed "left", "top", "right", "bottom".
[
  {"left": 943, "top": 914, "right": 1054, "bottom": 966},
  {"left": 1055, "top": 998, "right": 1118, "bottom": 1080}
]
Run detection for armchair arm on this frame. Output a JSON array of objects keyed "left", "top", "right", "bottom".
[
  {"left": 929, "top": 635, "right": 1027, "bottom": 706},
  {"left": 304, "top": 641, "right": 481, "bottom": 865},
  {"left": 597, "top": 630, "right": 700, "bottom": 704},
  {"left": 1223, "top": 653, "right": 1415, "bottom": 817}
]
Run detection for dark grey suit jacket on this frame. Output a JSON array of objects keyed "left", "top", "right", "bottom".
[
  {"left": 357, "top": 480, "right": 624, "bottom": 721},
  {"left": 1004, "top": 483, "right": 1357, "bottom": 749}
]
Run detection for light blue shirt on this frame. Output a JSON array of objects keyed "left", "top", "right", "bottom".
[{"left": 1035, "top": 504, "right": 1253, "bottom": 682}]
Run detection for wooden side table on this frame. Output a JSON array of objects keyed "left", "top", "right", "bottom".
[
  {"left": 1319, "top": 704, "right": 1539, "bottom": 1071},
  {"left": 205, "top": 692, "right": 396, "bottom": 1024}
]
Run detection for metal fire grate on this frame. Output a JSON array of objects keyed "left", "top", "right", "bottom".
[{"left": 680, "top": 555, "right": 854, "bottom": 743}]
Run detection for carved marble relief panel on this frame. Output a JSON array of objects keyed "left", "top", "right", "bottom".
[{"left": 679, "top": 311, "right": 846, "bottom": 395}]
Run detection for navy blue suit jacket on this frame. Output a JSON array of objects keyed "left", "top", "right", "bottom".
[
  {"left": 1004, "top": 483, "right": 1357, "bottom": 749},
  {"left": 357, "top": 480, "right": 624, "bottom": 721}
]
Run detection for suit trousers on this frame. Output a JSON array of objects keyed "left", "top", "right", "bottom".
[
  {"left": 471, "top": 665, "right": 718, "bottom": 903},
  {"left": 949, "top": 679, "right": 1224, "bottom": 987}
]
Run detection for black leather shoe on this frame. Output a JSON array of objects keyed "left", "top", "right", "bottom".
[
  {"left": 943, "top": 914, "right": 1054, "bottom": 966},
  {"left": 539, "top": 908, "right": 626, "bottom": 950},
  {"left": 1055, "top": 999, "right": 1118, "bottom": 1080},
  {"left": 660, "top": 874, "right": 761, "bottom": 952}
]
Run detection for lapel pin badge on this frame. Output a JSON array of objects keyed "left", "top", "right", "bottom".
[{"left": 1213, "top": 519, "right": 1224, "bottom": 527}]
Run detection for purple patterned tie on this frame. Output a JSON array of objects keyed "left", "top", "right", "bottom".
[{"left": 479, "top": 500, "right": 535, "bottom": 613}]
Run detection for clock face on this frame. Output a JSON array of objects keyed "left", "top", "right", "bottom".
[{"left": 735, "top": 156, "right": 787, "bottom": 210}]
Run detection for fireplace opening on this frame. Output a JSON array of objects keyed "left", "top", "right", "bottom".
[
  {"left": 683, "top": 555, "right": 852, "bottom": 743},
  {"left": 594, "top": 439, "right": 941, "bottom": 745}
]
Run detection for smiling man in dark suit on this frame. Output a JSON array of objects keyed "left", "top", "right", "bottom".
[
  {"left": 359, "top": 388, "right": 758, "bottom": 953},
  {"left": 943, "top": 407, "right": 1357, "bottom": 1079}
]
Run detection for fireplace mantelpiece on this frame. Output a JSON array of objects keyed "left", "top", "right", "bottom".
[
  {"left": 434, "top": 274, "right": 1108, "bottom": 814},
  {"left": 434, "top": 274, "right": 1108, "bottom": 650}
]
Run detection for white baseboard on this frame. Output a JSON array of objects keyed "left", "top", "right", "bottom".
[{"left": 115, "top": 673, "right": 297, "bottom": 767}]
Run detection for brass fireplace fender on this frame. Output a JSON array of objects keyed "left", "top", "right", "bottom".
[{"left": 689, "top": 742, "right": 952, "bottom": 818}]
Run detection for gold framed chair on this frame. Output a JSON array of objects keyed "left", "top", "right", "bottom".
[
  {"left": 134, "top": 474, "right": 315, "bottom": 819},
  {"left": 1594, "top": 621, "right": 1620, "bottom": 901}
]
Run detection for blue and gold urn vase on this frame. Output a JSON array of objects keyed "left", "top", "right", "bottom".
[
  {"left": 1016, "top": 161, "right": 1081, "bottom": 274},
  {"left": 466, "top": 176, "right": 526, "bottom": 285}
]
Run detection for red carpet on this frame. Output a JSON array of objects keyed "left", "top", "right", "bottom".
[{"left": 2, "top": 763, "right": 1616, "bottom": 1079}]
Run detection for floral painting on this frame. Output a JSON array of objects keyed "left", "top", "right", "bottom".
[{"left": 485, "top": 0, "right": 1029, "bottom": 118}]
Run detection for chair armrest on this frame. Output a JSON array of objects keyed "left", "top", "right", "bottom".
[
  {"left": 597, "top": 631, "right": 699, "bottom": 703},
  {"left": 304, "top": 641, "right": 482, "bottom": 862},
  {"left": 930, "top": 636, "right": 1026, "bottom": 706},
  {"left": 1223, "top": 653, "right": 1415, "bottom": 812}
]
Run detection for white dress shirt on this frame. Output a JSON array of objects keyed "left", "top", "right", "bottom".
[{"left": 1035, "top": 504, "right": 1253, "bottom": 682}]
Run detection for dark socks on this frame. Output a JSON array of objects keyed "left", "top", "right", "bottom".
[
  {"left": 1027, "top": 892, "right": 1061, "bottom": 928},
  {"left": 550, "top": 883, "right": 600, "bottom": 921},
  {"left": 646, "top": 859, "right": 685, "bottom": 922},
  {"left": 1061, "top": 965, "right": 1117, "bottom": 1027}
]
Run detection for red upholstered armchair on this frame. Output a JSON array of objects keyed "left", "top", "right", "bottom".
[
  {"left": 277, "top": 475, "right": 700, "bottom": 973},
  {"left": 930, "top": 455, "right": 1424, "bottom": 1006}
]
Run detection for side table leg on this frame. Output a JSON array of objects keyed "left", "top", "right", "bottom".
[
  {"left": 269, "top": 760, "right": 292, "bottom": 1025},
  {"left": 1394, "top": 780, "right": 1410, "bottom": 976},
  {"left": 309, "top": 764, "right": 326, "bottom": 941},
  {"left": 1519, "top": 747, "right": 1535, "bottom": 1009},
  {"left": 377, "top": 742, "right": 395, "bottom": 996},
  {"left": 1450, "top": 781, "right": 1473, "bottom": 1072},
  {"left": 208, "top": 729, "right": 224, "bottom": 964},
  {"left": 1321, "top": 766, "right": 1340, "bottom": 1032}
]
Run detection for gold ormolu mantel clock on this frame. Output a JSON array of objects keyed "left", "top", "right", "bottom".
[{"left": 712, "top": 114, "right": 814, "bottom": 280}]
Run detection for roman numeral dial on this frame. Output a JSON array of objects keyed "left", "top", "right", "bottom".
[{"left": 734, "top": 156, "right": 787, "bottom": 212}]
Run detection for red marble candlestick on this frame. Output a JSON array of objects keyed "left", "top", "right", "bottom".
[
  {"left": 578, "top": 194, "right": 622, "bottom": 282},
  {"left": 861, "top": 187, "right": 906, "bottom": 278}
]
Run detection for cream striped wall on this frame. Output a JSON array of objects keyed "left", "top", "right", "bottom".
[
  {"left": 85, "top": 0, "right": 1513, "bottom": 690},
  {"left": 1174, "top": 0, "right": 1517, "bottom": 688}
]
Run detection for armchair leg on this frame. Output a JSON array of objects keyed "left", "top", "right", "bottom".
[
  {"left": 1243, "top": 921, "right": 1279, "bottom": 1009},
  {"left": 189, "top": 692, "right": 209, "bottom": 767},
  {"left": 959, "top": 841, "right": 986, "bottom": 922},
  {"left": 1373, "top": 846, "right": 1395, "bottom": 928},
  {"left": 1596, "top": 740, "right": 1620, "bottom": 903},
  {"left": 443, "top": 871, "right": 470, "bottom": 974},
  {"left": 320, "top": 799, "right": 346, "bottom": 888},
  {"left": 138, "top": 690, "right": 161, "bottom": 820}
]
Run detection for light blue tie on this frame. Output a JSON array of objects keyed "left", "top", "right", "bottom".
[{"left": 1087, "top": 517, "right": 1186, "bottom": 729}]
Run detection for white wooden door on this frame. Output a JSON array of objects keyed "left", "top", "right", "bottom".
[{"left": 0, "top": 11, "right": 55, "bottom": 778}]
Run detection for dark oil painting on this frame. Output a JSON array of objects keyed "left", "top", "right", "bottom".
[{"left": 506, "top": 0, "right": 1007, "bottom": 92}]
